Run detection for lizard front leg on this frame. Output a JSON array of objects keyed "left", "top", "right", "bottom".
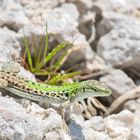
[
  {"left": 58, "top": 101, "right": 71, "bottom": 132},
  {"left": 58, "top": 100, "right": 70, "bottom": 119}
]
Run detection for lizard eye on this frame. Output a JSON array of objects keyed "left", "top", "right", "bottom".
[{"left": 93, "top": 88, "right": 98, "bottom": 92}]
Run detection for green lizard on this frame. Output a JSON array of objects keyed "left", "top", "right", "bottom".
[{"left": 0, "top": 61, "right": 111, "bottom": 117}]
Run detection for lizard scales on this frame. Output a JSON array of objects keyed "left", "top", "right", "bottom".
[{"left": 0, "top": 69, "right": 111, "bottom": 104}]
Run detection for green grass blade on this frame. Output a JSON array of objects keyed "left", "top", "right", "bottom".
[
  {"left": 50, "top": 50, "right": 68, "bottom": 72},
  {"left": 22, "top": 34, "right": 34, "bottom": 71},
  {"left": 35, "top": 35, "right": 45, "bottom": 67},
  {"left": 31, "top": 34, "right": 37, "bottom": 66},
  {"left": 65, "top": 63, "right": 81, "bottom": 73},
  {"left": 34, "top": 71, "right": 57, "bottom": 76},
  {"left": 34, "top": 41, "right": 69, "bottom": 71},
  {"left": 35, "top": 28, "right": 49, "bottom": 72},
  {"left": 34, "top": 27, "right": 48, "bottom": 71},
  {"left": 50, "top": 43, "right": 72, "bottom": 72},
  {"left": 47, "top": 71, "right": 81, "bottom": 85},
  {"left": 43, "top": 28, "right": 49, "bottom": 59},
  {"left": 45, "top": 41, "right": 69, "bottom": 63}
]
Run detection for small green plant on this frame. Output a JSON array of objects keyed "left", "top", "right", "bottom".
[{"left": 22, "top": 29, "right": 80, "bottom": 85}]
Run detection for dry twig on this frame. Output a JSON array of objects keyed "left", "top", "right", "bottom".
[{"left": 107, "top": 86, "right": 140, "bottom": 115}]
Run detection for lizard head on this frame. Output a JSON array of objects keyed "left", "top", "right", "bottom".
[{"left": 74, "top": 80, "right": 111, "bottom": 102}]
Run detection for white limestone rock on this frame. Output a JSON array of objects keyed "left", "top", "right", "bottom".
[
  {"left": 0, "top": 28, "right": 21, "bottom": 64},
  {"left": 0, "top": 1, "right": 30, "bottom": 31},
  {"left": 44, "top": 3, "right": 79, "bottom": 41},
  {"left": 18, "top": 3, "right": 79, "bottom": 40},
  {"left": 93, "top": 0, "right": 140, "bottom": 13},
  {"left": 21, "top": 0, "right": 59, "bottom": 9},
  {"left": 124, "top": 98, "right": 140, "bottom": 120},
  {"left": 129, "top": 123, "right": 140, "bottom": 140},
  {"left": 62, "top": 39, "right": 107, "bottom": 72},
  {"left": 0, "top": 96, "right": 70, "bottom": 140},
  {"left": 0, "top": 0, "right": 64, "bottom": 32},
  {"left": 69, "top": 0, "right": 96, "bottom": 44},
  {"left": 97, "top": 13, "right": 140, "bottom": 71},
  {"left": 97, "top": 11, "right": 140, "bottom": 39},
  {"left": 71, "top": 110, "right": 138, "bottom": 140},
  {"left": 104, "top": 110, "right": 135, "bottom": 140},
  {"left": 18, "top": 3, "right": 79, "bottom": 45},
  {"left": 100, "top": 69, "right": 136, "bottom": 98}
]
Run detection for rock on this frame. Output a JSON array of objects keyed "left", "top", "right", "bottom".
[
  {"left": 84, "top": 116, "right": 105, "bottom": 131},
  {"left": 44, "top": 3, "right": 79, "bottom": 41},
  {"left": 0, "top": 96, "right": 70, "bottom": 140},
  {"left": 21, "top": 0, "right": 59, "bottom": 9},
  {"left": 0, "top": 96, "right": 139, "bottom": 140},
  {"left": 100, "top": 69, "right": 136, "bottom": 99},
  {"left": 104, "top": 110, "right": 135, "bottom": 140},
  {"left": 63, "top": 40, "right": 107, "bottom": 72},
  {"left": 0, "top": 10, "right": 30, "bottom": 31},
  {"left": 82, "top": 129, "right": 109, "bottom": 140},
  {"left": 19, "top": 3, "right": 79, "bottom": 40},
  {"left": 124, "top": 98, "right": 140, "bottom": 120},
  {"left": 97, "top": 13, "right": 140, "bottom": 71},
  {"left": 74, "top": 110, "right": 137, "bottom": 140},
  {"left": 0, "top": 1, "right": 30, "bottom": 31},
  {"left": 69, "top": 116, "right": 110, "bottom": 140},
  {"left": 65, "top": 102, "right": 84, "bottom": 124},
  {"left": 88, "top": 54, "right": 107, "bottom": 71},
  {"left": 0, "top": 0, "right": 64, "bottom": 32},
  {"left": 97, "top": 11, "right": 139, "bottom": 39},
  {"left": 93, "top": 0, "right": 140, "bottom": 14},
  {"left": 71, "top": 0, "right": 96, "bottom": 44},
  {"left": 129, "top": 123, "right": 140, "bottom": 140},
  {"left": 0, "top": 28, "right": 21, "bottom": 64},
  {"left": 68, "top": 120, "right": 85, "bottom": 140}
]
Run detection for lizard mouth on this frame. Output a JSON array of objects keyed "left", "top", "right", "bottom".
[{"left": 74, "top": 88, "right": 111, "bottom": 102}]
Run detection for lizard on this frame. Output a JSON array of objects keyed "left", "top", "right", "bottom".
[{"left": 0, "top": 61, "right": 112, "bottom": 118}]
